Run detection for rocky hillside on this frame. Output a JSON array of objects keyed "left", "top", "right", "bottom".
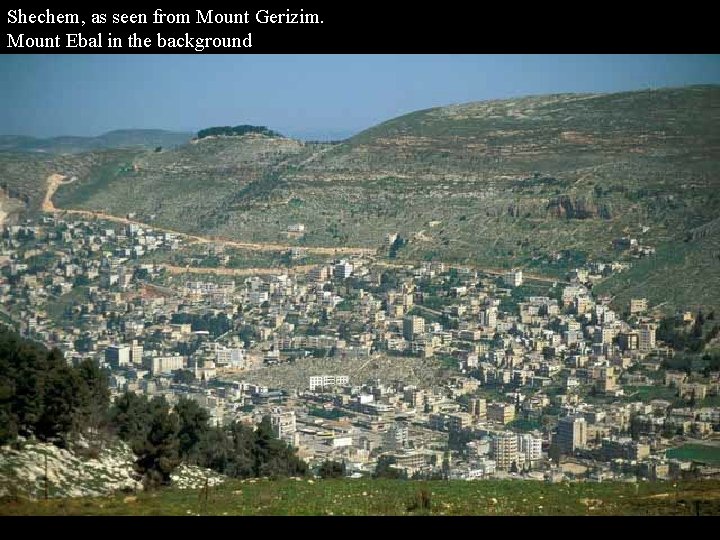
[
  {"left": 0, "top": 438, "right": 142, "bottom": 499},
  {"left": 11, "top": 85, "right": 719, "bottom": 312},
  {"left": 0, "top": 438, "right": 226, "bottom": 499}
]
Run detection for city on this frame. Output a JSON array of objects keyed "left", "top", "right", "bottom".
[{"left": 2, "top": 210, "right": 717, "bottom": 484}]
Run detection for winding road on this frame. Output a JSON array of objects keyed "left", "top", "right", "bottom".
[{"left": 42, "top": 173, "right": 567, "bottom": 284}]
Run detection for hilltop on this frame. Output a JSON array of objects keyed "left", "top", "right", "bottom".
[
  {"left": 196, "top": 125, "right": 284, "bottom": 140},
  {"left": 4, "top": 85, "right": 719, "bottom": 313}
]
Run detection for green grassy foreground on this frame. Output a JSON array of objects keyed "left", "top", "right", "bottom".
[{"left": 2, "top": 479, "right": 720, "bottom": 516}]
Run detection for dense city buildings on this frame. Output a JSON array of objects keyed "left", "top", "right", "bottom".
[{"left": 1, "top": 213, "right": 717, "bottom": 483}]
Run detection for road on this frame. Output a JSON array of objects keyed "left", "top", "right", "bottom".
[
  {"left": 43, "top": 174, "right": 376, "bottom": 257},
  {"left": 160, "top": 264, "right": 316, "bottom": 277},
  {"left": 43, "top": 173, "right": 567, "bottom": 284}
]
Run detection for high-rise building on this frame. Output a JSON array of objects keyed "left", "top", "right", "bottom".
[
  {"left": 143, "top": 355, "right": 186, "bottom": 375},
  {"left": 403, "top": 316, "right": 425, "bottom": 341},
  {"left": 517, "top": 434, "right": 543, "bottom": 462},
  {"left": 595, "top": 326, "right": 615, "bottom": 345},
  {"left": 618, "top": 331, "right": 639, "bottom": 351},
  {"left": 479, "top": 308, "right": 498, "bottom": 330},
  {"left": 492, "top": 431, "right": 518, "bottom": 471},
  {"left": 130, "top": 341, "right": 144, "bottom": 365},
  {"left": 468, "top": 397, "right": 487, "bottom": 421},
  {"left": 105, "top": 345, "right": 130, "bottom": 369},
  {"left": 487, "top": 403, "right": 516, "bottom": 425},
  {"left": 309, "top": 375, "right": 350, "bottom": 392},
  {"left": 503, "top": 270, "right": 524, "bottom": 288},
  {"left": 383, "top": 422, "right": 409, "bottom": 451},
  {"left": 639, "top": 323, "right": 657, "bottom": 351},
  {"left": 334, "top": 261, "right": 354, "bottom": 280},
  {"left": 270, "top": 408, "right": 297, "bottom": 442},
  {"left": 556, "top": 416, "right": 587, "bottom": 455},
  {"left": 446, "top": 412, "right": 472, "bottom": 432}
]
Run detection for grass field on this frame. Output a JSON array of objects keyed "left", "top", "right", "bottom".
[
  {"left": 666, "top": 445, "right": 720, "bottom": 466},
  {"left": 2, "top": 479, "right": 720, "bottom": 516},
  {"left": 623, "top": 386, "right": 679, "bottom": 402}
]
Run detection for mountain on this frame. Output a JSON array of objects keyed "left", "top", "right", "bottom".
[
  {"left": 9, "top": 85, "right": 720, "bottom": 313},
  {"left": 0, "top": 129, "right": 193, "bottom": 154}
]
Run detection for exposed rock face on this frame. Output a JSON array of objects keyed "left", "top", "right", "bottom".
[
  {"left": 547, "top": 196, "right": 612, "bottom": 220},
  {"left": 0, "top": 438, "right": 142, "bottom": 499},
  {"left": 170, "top": 465, "right": 226, "bottom": 490},
  {"left": 0, "top": 438, "right": 229, "bottom": 499}
]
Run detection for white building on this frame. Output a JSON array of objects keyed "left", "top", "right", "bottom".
[
  {"left": 503, "top": 269, "right": 524, "bottom": 288},
  {"left": 492, "top": 431, "right": 519, "bottom": 471},
  {"left": 106, "top": 345, "right": 131, "bottom": 369},
  {"left": 270, "top": 408, "right": 297, "bottom": 441},
  {"left": 130, "top": 341, "right": 144, "bottom": 365},
  {"left": 143, "top": 355, "right": 186, "bottom": 375},
  {"left": 216, "top": 347, "right": 245, "bottom": 368},
  {"left": 479, "top": 307, "right": 498, "bottom": 330},
  {"left": 309, "top": 375, "right": 350, "bottom": 391},
  {"left": 334, "top": 261, "right": 354, "bottom": 280},
  {"left": 517, "top": 433, "right": 543, "bottom": 462}
]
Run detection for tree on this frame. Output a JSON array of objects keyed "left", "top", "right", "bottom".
[
  {"left": 442, "top": 451, "right": 451, "bottom": 480},
  {"left": 75, "top": 359, "right": 110, "bottom": 435},
  {"left": 374, "top": 455, "right": 407, "bottom": 480},
  {"left": 111, "top": 392, "right": 152, "bottom": 446},
  {"left": 174, "top": 397, "right": 210, "bottom": 461},
  {"left": 253, "top": 417, "right": 307, "bottom": 479},
  {"left": 173, "top": 370, "right": 196, "bottom": 385},
  {"left": 318, "top": 460, "right": 346, "bottom": 479},
  {"left": 133, "top": 397, "right": 180, "bottom": 489},
  {"left": 35, "top": 350, "right": 83, "bottom": 445},
  {"left": 194, "top": 426, "right": 231, "bottom": 474}
]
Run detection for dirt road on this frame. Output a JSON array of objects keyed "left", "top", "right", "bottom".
[
  {"left": 42, "top": 174, "right": 565, "bottom": 284},
  {"left": 160, "top": 264, "right": 316, "bottom": 277},
  {"left": 42, "top": 174, "right": 376, "bottom": 257}
]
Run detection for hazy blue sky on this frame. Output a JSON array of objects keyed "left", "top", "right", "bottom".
[{"left": 1, "top": 54, "right": 719, "bottom": 139}]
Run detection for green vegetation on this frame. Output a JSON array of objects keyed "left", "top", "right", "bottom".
[
  {"left": 170, "top": 313, "right": 232, "bottom": 338},
  {"left": 666, "top": 445, "right": 720, "bottom": 466},
  {"left": 3, "top": 479, "right": 720, "bottom": 516},
  {"left": 623, "top": 386, "right": 679, "bottom": 402},
  {"left": 317, "top": 461, "right": 346, "bottom": 479},
  {"left": 45, "top": 286, "right": 91, "bottom": 324},
  {"left": 0, "top": 329, "right": 109, "bottom": 446},
  {"left": 110, "top": 392, "right": 308, "bottom": 488},
  {"left": 3, "top": 86, "right": 717, "bottom": 314},
  {"left": 308, "top": 408, "right": 346, "bottom": 420},
  {"left": 595, "top": 231, "right": 720, "bottom": 316},
  {"left": 506, "top": 418, "right": 543, "bottom": 432},
  {"left": 0, "top": 329, "right": 307, "bottom": 490},
  {"left": 655, "top": 312, "right": 720, "bottom": 353},
  {"left": 196, "top": 126, "right": 283, "bottom": 140}
]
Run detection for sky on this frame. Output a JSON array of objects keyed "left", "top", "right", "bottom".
[{"left": 1, "top": 54, "right": 719, "bottom": 140}]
